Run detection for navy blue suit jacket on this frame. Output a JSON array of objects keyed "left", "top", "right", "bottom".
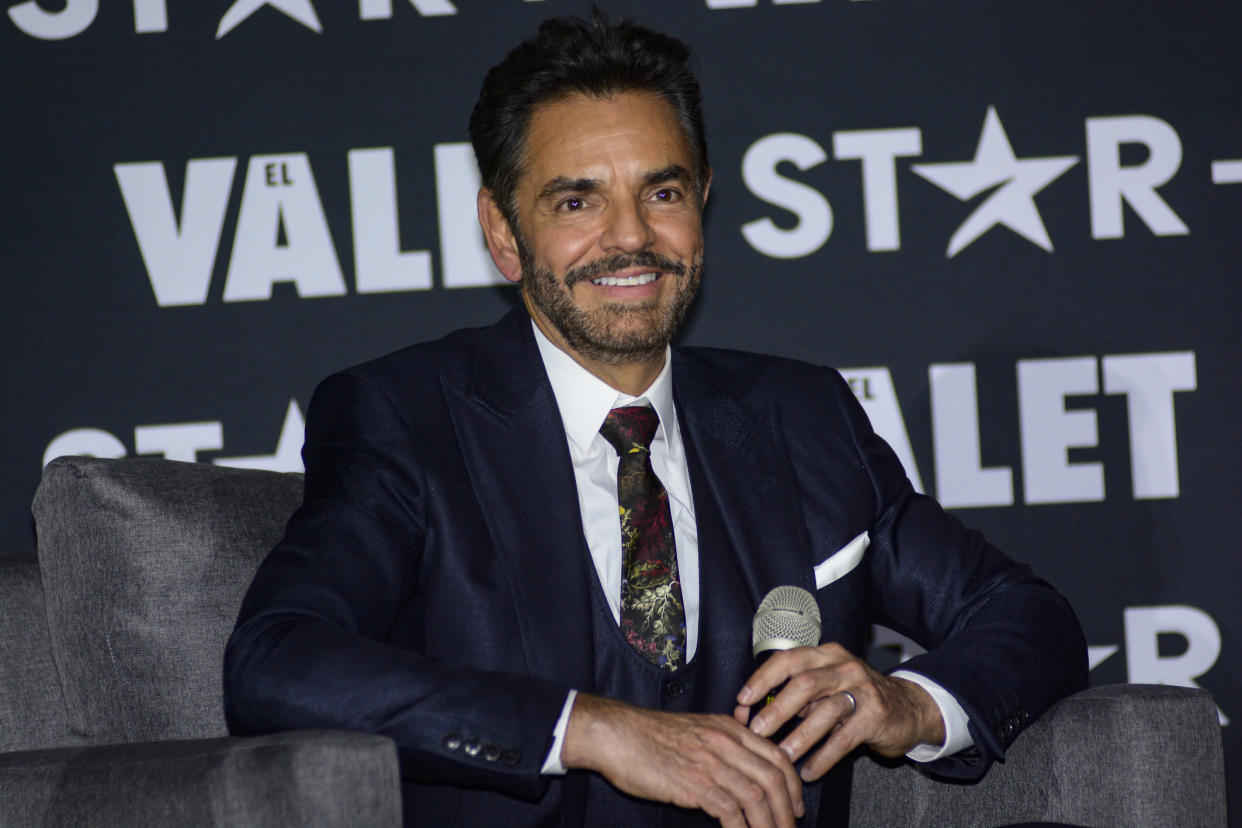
[{"left": 224, "top": 308, "right": 1087, "bottom": 825}]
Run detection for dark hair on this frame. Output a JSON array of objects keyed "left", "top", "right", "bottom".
[{"left": 468, "top": 11, "right": 709, "bottom": 230}]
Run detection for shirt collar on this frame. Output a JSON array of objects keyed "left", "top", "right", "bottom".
[{"left": 531, "top": 320, "right": 677, "bottom": 453}]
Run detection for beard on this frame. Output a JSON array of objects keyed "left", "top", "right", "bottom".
[{"left": 517, "top": 239, "right": 702, "bottom": 368}]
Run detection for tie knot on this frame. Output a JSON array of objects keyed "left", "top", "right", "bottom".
[{"left": 599, "top": 405, "right": 660, "bottom": 456}]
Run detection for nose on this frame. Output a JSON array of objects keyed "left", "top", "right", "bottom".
[{"left": 599, "top": 197, "right": 656, "bottom": 253}]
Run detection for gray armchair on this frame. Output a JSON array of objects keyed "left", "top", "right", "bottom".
[
  {"left": 0, "top": 456, "right": 1226, "bottom": 826},
  {"left": 2, "top": 457, "right": 401, "bottom": 826}
]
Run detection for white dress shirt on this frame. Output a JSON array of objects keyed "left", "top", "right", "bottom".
[{"left": 529, "top": 323, "right": 971, "bottom": 773}]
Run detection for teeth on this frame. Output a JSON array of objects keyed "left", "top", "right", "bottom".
[{"left": 591, "top": 272, "right": 659, "bottom": 287}]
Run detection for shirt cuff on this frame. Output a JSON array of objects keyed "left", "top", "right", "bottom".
[
  {"left": 890, "top": 670, "right": 973, "bottom": 762},
  {"left": 540, "top": 689, "right": 578, "bottom": 775}
]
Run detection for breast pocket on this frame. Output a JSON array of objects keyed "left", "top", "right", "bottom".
[{"left": 813, "top": 531, "right": 869, "bottom": 621}]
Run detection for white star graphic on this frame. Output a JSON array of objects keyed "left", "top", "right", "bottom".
[
  {"left": 912, "top": 107, "right": 1078, "bottom": 257},
  {"left": 217, "top": 0, "right": 322, "bottom": 39},
  {"left": 1087, "top": 645, "right": 1118, "bottom": 671}
]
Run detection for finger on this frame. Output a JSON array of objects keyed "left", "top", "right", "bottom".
[
  {"left": 750, "top": 666, "right": 847, "bottom": 738},
  {"left": 737, "top": 647, "right": 822, "bottom": 707},
  {"left": 778, "top": 690, "right": 857, "bottom": 762},
  {"left": 736, "top": 643, "right": 854, "bottom": 708},
  {"left": 697, "top": 782, "right": 750, "bottom": 828},
  {"left": 706, "top": 721, "right": 804, "bottom": 822},
  {"left": 736, "top": 692, "right": 816, "bottom": 732},
  {"left": 698, "top": 748, "right": 782, "bottom": 828},
  {"left": 720, "top": 729, "right": 803, "bottom": 826},
  {"left": 798, "top": 713, "right": 868, "bottom": 782},
  {"left": 735, "top": 726, "right": 805, "bottom": 820}
]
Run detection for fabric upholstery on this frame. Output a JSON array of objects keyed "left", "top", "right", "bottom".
[
  {"left": 849, "top": 684, "right": 1227, "bottom": 827},
  {"left": 0, "top": 730, "right": 401, "bottom": 827},
  {"left": 11, "top": 457, "right": 1228, "bottom": 826},
  {"left": 32, "top": 456, "right": 303, "bottom": 743},
  {"left": 0, "top": 552, "right": 81, "bottom": 751}
]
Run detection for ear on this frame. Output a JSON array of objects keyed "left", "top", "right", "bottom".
[
  {"left": 700, "top": 168, "right": 713, "bottom": 209},
  {"left": 477, "top": 189, "right": 522, "bottom": 284}
]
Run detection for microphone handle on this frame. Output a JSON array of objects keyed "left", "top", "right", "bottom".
[{"left": 749, "top": 649, "right": 798, "bottom": 742}]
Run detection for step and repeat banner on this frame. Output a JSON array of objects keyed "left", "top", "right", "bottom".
[{"left": 4, "top": 0, "right": 1238, "bottom": 816}]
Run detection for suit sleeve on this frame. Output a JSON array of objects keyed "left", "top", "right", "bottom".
[
  {"left": 223, "top": 370, "right": 570, "bottom": 799},
  {"left": 827, "top": 367, "right": 1088, "bottom": 780}
]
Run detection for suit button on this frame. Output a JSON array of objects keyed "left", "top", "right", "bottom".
[
  {"left": 464, "top": 739, "right": 481, "bottom": 757},
  {"left": 501, "top": 749, "right": 521, "bottom": 766},
  {"left": 483, "top": 743, "right": 501, "bottom": 762},
  {"left": 665, "top": 678, "right": 686, "bottom": 699},
  {"left": 442, "top": 733, "right": 462, "bottom": 751}
]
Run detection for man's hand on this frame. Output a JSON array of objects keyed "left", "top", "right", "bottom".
[
  {"left": 562, "top": 693, "right": 805, "bottom": 828},
  {"left": 733, "top": 643, "right": 946, "bottom": 782}
]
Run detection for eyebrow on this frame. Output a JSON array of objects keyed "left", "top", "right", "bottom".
[
  {"left": 536, "top": 176, "right": 601, "bottom": 200},
  {"left": 644, "top": 165, "right": 694, "bottom": 188},
  {"left": 534, "top": 165, "right": 695, "bottom": 201}
]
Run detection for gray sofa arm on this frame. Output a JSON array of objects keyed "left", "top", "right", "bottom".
[
  {"left": 849, "top": 684, "right": 1226, "bottom": 827},
  {"left": 0, "top": 552, "right": 81, "bottom": 753},
  {"left": 0, "top": 730, "right": 401, "bottom": 827}
]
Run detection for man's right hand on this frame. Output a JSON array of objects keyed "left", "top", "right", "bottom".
[{"left": 560, "top": 693, "right": 804, "bottom": 828}]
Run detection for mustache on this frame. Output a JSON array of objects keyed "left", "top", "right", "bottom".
[{"left": 564, "top": 252, "right": 688, "bottom": 287}]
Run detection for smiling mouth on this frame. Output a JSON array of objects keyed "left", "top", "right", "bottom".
[
  {"left": 590, "top": 272, "right": 660, "bottom": 287},
  {"left": 566, "top": 252, "right": 685, "bottom": 288}
]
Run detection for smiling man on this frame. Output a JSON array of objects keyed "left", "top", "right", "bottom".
[
  {"left": 480, "top": 91, "right": 705, "bottom": 395},
  {"left": 224, "top": 13, "right": 1086, "bottom": 828}
]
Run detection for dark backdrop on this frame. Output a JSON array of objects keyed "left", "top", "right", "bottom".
[{"left": 4, "top": 0, "right": 1237, "bottom": 818}]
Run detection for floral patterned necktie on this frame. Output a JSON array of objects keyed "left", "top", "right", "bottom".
[{"left": 599, "top": 405, "right": 687, "bottom": 671}]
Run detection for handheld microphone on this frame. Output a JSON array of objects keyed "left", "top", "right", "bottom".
[
  {"left": 749, "top": 586, "right": 821, "bottom": 736},
  {"left": 752, "top": 585, "right": 822, "bottom": 665}
]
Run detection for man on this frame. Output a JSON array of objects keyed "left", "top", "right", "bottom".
[{"left": 224, "top": 13, "right": 1086, "bottom": 827}]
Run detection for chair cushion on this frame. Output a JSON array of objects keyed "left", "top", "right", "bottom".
[
  {"left": 0, "top": 552, "right": 82, "bottom": 751},
  {"left": 32, "top": 456, "right": 303, "bottom": 743},
  {"left": 848, "top": 683, "right": 1226, "bottom": 827},
  {"left": 0, "top": 730, "right": 401, "bottom": 827}
]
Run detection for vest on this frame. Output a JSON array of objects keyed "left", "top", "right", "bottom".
[
  {"left": 580, "top": 560, "right": 719, "bottom": 828},
  {"left": 575, "top": 549, "right": 852, "bottom": 827}
]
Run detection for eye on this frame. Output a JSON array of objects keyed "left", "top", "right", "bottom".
[
  {"left": 558, "top": 196, "right": 585, "bottom": 212},
  {"left": 652, "top": 188, "right": 682, "bottom": 203}
]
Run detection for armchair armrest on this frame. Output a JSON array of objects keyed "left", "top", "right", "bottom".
[
  {"left": 848, "top": 684, "right": 1226, "bottom": 827},
  {"left": 0, "top": 730, "right": 401, "bottom": 827}
]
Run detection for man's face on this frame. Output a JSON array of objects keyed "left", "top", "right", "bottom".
[{"left": 508, "top": 92, "right": 707, "bottom": 368}]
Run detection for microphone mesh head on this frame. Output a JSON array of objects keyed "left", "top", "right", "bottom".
[{"left": 752, "top": 586, "right": 822, "bottom": 657}]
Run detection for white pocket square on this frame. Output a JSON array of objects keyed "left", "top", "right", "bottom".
[{"left": 814, "top": 531, "right": 870, "bottom": 589}]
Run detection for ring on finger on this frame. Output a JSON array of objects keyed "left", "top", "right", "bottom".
[{"left": 838, "top": 690, "right": 857, "bottom": 716}]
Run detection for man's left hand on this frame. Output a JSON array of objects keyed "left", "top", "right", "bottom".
[{"left": 733, "top": 643, "right": 946, "bottom": 782}]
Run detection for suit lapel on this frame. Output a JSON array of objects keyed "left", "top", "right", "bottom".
[
  {"left": 442, "top": 310, "right": 596, "bottom": 693},
  {"left": 673, "top": 351, "right": 815, "bottom": 694}
]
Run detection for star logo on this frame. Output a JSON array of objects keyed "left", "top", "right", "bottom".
[
  {"left": 1088, "top": 645, "right": 1118, "bottom": 671},
  {"left": 217, "top": 0, "right": 322, "bottom": 39},
  {"left": 912, "top": 107, "right": 1078, "bottom": 257}
]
